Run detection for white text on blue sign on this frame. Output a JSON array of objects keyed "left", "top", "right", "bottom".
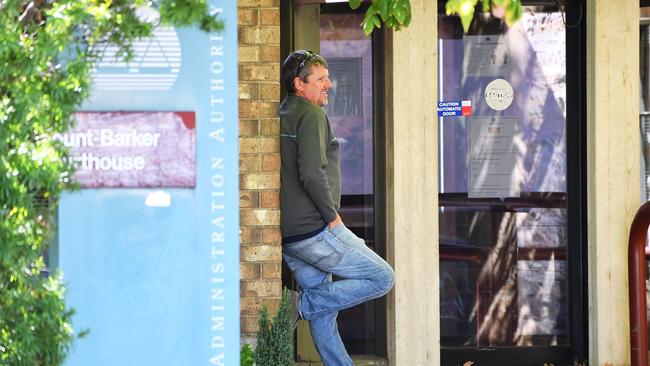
[{"left": 438, "top": 100, "right": 472, "bottom": 117}]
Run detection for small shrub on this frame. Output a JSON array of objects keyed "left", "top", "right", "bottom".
[
  {"left": 241, "top": 344, "right": 255, "bottom": 366},
  {"left": 254, "top": 288, "right": 294, "bottom": 366}
]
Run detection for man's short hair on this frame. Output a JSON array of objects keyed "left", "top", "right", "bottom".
[{"left": 282, "top": 50, "right": 328, "bottom": 94}]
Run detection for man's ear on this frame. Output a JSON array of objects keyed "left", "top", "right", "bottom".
[{"left": 293, "top": 76, "right": 303, "bottom": 93}]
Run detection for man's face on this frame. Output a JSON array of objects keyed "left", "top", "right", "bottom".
[{"left": 295, "top": 65, "right": 332, "bottom": 107}]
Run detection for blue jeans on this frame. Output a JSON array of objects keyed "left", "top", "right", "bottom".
[{"left": 282, "top": 224, "right": 395, "bottom": 366}]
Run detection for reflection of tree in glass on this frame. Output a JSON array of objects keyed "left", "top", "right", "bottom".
[
  {"left": 473, "top": 212, "right": 518, "bottom": 345},
  {"left": 332, "top": 78, "right": 357, "bottom": 116}
]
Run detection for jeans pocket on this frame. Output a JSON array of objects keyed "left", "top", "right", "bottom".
[
  {"left": 327, "top": 224, "right": 364, "bottom": 246},
  {"left": 286, "top": 235, "right": 343, "bottom": 270}
]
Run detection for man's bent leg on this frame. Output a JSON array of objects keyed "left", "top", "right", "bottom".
[
  {"left": 283, "top": 249, "right": 354, "bottom": 366},
  {"left": 283, "top": 224, "right": 395, "bottom": 321}
]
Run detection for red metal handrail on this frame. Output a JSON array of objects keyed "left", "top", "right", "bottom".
[{"left": 628, "top": 201, "right": 650, "bottom": 366}]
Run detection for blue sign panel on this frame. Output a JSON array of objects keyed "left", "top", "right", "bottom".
[
  {"left": 438, "top": 100, "right": 472, "bottom": 117},
  {"left": 59, "top": 2, "right": 238, "bottom": 365}
]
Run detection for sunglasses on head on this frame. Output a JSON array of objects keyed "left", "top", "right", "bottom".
[{"left": 297, "top": 50, "right": 314, "bottom": 75}]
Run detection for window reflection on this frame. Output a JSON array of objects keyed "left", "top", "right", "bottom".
[
  {"left": 321, "top": 13, "right": 373, "bottom": 196},
  {"left": 438, "top": 8, "right": 569, "bottom": 347}
]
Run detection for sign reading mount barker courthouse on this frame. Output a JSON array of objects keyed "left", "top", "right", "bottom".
[{"left": 54, "top": 111, "right": 196, "bottom": 188}]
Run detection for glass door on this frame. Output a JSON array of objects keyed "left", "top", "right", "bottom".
[{"left": 437, "top": 1, "right": 586, "bottom": 364}]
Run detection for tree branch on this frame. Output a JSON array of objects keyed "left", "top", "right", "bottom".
[{"left": 19, "top": 0, "right": 44, "bottom": 26}]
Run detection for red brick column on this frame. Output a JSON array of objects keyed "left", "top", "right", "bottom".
[{"left": 237, "top": 0, "right": 282, "bottom": 346}]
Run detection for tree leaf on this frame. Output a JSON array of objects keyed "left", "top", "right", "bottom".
[
  {"left": 372, "top": 14, "right": 381, "bottom": 28},
  {"left": 402, "top": 0, "right": 412, "bottom": 26},
  {"left": 350, "top": 0, "right": 363, "bottom": 10},
  {"left": 505, "top": 0, "right": 523, "bottom": 26},
  {"left": 394, "top": 5, "right": 407, "bottom": 24},
  {"left": 376, "top": 0, "right": 390, "bottom": 21},
  {"left": 459, "top": 0, "right": 477, "bottom": 32},
  {"left": 363, "top": 18, "right": 375, "bottom": 35},
  {"left": 481, "top": 0, "right": 491, "bottom": 12}
]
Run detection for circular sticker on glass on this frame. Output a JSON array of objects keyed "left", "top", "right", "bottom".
[{"left": 484, "top": 79, "right": 514, "bottom": 111}]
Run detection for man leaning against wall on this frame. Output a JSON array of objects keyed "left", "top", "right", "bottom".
[{"left": 278, "top": 49, "right": 396, "bottom": 366}]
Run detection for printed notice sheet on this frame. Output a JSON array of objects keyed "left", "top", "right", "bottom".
[
  {"left": 468, "top": 117, "right": 519, "bottom": 198},
  {"left": 463, "top": 35, "right": 511, "bottom": 77}
]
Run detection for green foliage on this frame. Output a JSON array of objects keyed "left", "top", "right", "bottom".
[
  {"left": 355, "top": 0, "right": 523, "bottom": 37},
  {"left": 0, "top": 1, "right": 222, "bottom": 365},
  {"left": 241, "top": 343, "right": 255, "bottom": 366},
  {"left": 350, "top": 0, "right": 412, "bottom": 36},
  {"left": 445, "top": 0, "right": 523, "bottom": 32},
  {"left": 254, "top": 288, "right": 294, "bottom": 366}
]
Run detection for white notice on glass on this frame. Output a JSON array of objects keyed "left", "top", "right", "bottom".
[
  {"left": 468, "top": 117, "right": 519, "bottom": 198},
  {"left": 484, "top": 78, "right": 514, "bottom": 111},
  {"left": 463, "top": 35, "right": 511, "bottom": 77}
]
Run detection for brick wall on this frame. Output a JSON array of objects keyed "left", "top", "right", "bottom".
[{"left": 237, "top": 0, "right": 282, "bottom": 346}]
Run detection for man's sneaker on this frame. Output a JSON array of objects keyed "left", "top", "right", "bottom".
[{"left": 289, "top": 290, "right": 301, "bottom": 330}]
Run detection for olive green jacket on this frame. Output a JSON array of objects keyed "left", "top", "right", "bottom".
[{"left": 279, "top": 95, "right": 341, "bottom": 239}]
